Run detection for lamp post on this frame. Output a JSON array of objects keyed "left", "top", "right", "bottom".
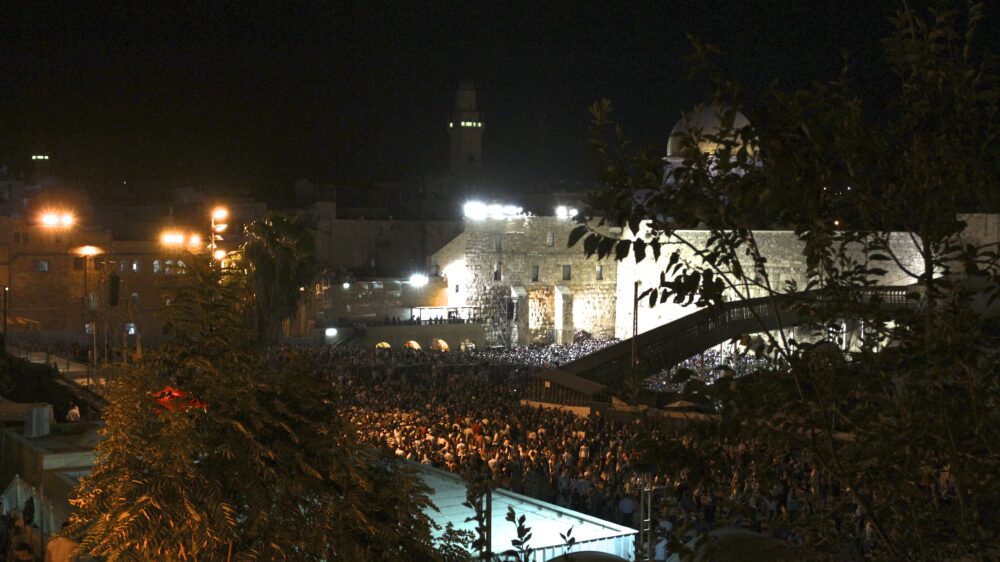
[
  {"left": 1, "top": 285, "right": 7, "bottom": 351},
  {"left": 210, "top": 207, "right": 228, "bottom": 264},
  {"left": 74, "top": 246, "right": 104, "bottom": 375}
]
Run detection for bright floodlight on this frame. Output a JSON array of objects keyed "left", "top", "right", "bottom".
[
  {"left": 342, "top": 282, "right": 350, "bottom": 289},
  {"left": 40, "top": 211, "right": 74, "bottom": 227},
  {"left": 213, "top": 249, "right": 227, "bottom": 261},
  {"left": 555, "top": 206, "right": 578, "bottom": 219},
  {"left": 464, "top": 201, "right": 523, "bottom": 220},
  {"left": 161, "top": 231, "right": 186, "bottom": 246},
  {"left": 211, "top": 207, "right": 229, "bottom": 221},
  {"left": 463, "top": 201, "right": 488, "bottom": 220},
  {"left": 325, "top": 327, "right": 338, "bottom": 337},
  {"left": 75, "top": 245, "right": 103, "bottom": 257},
  {"left": 409, "top": 273, "right": 429, "bottom": 287}
]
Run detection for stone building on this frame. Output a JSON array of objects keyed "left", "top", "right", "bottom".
[
  {"left": 432, "top": 215, "right": 620, "bottom": 346},
  {"left": 614, "top": 226, "right": 926, "bottom": 339}
]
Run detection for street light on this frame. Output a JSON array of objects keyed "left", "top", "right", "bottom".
[
  {"left": 161, "top": 230, "right": 204, "bottom": 251},
  {"left": 210, "top": 207, "right": 229, "bottom": 264},
  {"left": 73, "top": 245, "right": 104, "bottom": 371},
  {"left": 40, "top": 211, "right": 75, "bottom": 228}
]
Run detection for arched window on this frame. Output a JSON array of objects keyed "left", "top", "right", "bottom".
[
  {"left": 545, "top": 231, "right": 555, "bottom": 246},
  {"left": 177, "top": 260, "right": 187, "bottom": 274},
  {"left": 165, "top": 260, "right": 175, "bottom": 275},
  {"left": 153, "top": 260, "right": 162, "bottom": 274}
]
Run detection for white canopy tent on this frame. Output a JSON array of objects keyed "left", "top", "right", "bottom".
[{"left": 416, "top": 464, "right": 636, "bottom": 561}]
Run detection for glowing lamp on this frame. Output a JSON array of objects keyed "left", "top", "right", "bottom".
[
  {"left": 213, "top": 249, "right": 227, "bottom": 261},
  {"left": 342, "top": 282, "right": 350, "bottom": 289},
  {"left": 75, "top": 245, "right": 103, "bottom": 257},
  {"left": 325, "top": 327, "right": 338, "bottom": 337},
  {"left": 160, "top": 231, "right": 186, "bottom": 246},
  {"left": 211, "top": 207, "right": 229, "bottom": 221},
  {"left": 409, "top": 273, "right": 429, "bottom": 287}
]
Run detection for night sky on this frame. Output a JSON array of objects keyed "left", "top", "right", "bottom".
[{"left": 2, "top": 2, "right": 983, "bottom": 193}]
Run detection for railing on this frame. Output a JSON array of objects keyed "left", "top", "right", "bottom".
[{"left": 557, "top": 286, "right": 916, "bottom": 386}]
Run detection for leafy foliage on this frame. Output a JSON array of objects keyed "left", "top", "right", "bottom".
[
  {"left": 580, "top": 2, "right": 1000, "bottom": 560},
  {"left": 68, "top": 261, "right": 441, "bottom": 561},
  {"left": 241, "top": 213, "right": 318, "bottom": 346}
]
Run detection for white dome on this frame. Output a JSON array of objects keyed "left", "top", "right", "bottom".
[{"left": 666, "top": 105, "right": 751, "bottom": 159}]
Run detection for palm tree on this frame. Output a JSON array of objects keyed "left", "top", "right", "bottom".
[{"left": 241, "top": 213, "right": 317, "bottom": 346}]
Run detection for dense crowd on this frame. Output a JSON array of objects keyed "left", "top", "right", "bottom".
[
  {"left": 315, "top": 341, "right": 898, "bottom": 559},
  {"left": 643, "top": 347, "right": 776, "bottom": 393}
]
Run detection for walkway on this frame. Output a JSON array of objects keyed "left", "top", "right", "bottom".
[
  {"left": 548, "top": 287, "right": 915, "bottom": 387},
  {"left": 7, "top": 347, "right": 109, "bottom": 408}
]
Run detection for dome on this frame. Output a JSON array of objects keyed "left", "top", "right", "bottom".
[{"left": 666, "top": 104, "right": 751, "bottom": 160}]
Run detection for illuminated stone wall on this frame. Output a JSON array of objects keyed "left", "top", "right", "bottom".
[
  {"left": 433, "top": 216, "right": 620, "bottom": 345},
  {"left": 614, "top": 225, "right": 927, "bottom": 339}
]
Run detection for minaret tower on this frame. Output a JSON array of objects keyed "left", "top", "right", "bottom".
[{"left": 448, "top": 80, "right": 484, "bottom": 176}]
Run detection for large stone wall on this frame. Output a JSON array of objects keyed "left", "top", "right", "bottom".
[
  {"left": 430, "top": 214, "right": 989, "bottom": 346},
  {"left": 432, "top": 217, "right": 620, "bottom": 345},
  {"left": 615, "top": 225, "right": 926, "bottom": 339}
]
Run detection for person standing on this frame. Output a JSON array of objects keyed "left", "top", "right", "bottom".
[
  {"left": 653, "top": 529, "right": 669, "bottom": 561},
  {"left": 44, "top": 523, "right": 78, "bottom": 562}
]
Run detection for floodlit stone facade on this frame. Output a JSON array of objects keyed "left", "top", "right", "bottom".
[
  {"left": 431, "top": 216, "right": 620, "bottom": 346},
  {"left": 615, "top": 226, "right": 927, "bottom": 339},
  {"left": 433, "top": 216, "right": 932, "bottom": 346}
]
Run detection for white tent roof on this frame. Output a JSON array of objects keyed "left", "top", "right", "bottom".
[{"left": 415, "top": 464, "right": 636, "bottom": 560}]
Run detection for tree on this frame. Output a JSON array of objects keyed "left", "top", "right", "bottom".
[
  {"left": 241, "top": 213, "right": 318, "bottom": 346},
  {"left": 577, "top": 2, "right": 1000, "bottom": 560},
  {"left": 68, "top": 261, "right": 442, "bottom": 561}
]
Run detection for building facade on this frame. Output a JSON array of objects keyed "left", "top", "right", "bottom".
[{"left": 432, "top": 216, "right": 620, "bottom": 346}]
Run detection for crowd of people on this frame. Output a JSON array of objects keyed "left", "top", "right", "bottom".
[
  {"left": 311, "top": 339, "right": 890, "bottom": 559},
  {"left": 644, "top": 347, "right": 775, "bottom": 392}
]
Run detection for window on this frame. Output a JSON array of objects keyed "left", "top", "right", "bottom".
[
  {"left": 562, "top": 265, "right": 571, "bottom": 281},
  {"left": 545, "top": 231, "right": 554, "bottom": 246},
  {"left": 153, "top": 260, "right": 162, "bottom": 274},
  {"left": 493, "top": 262, "right": 502, "bottom": 282},
  {"left": 494, "top": 235, "right": 503, "bottom": 252},
  {"left": 531, "top": 265, "right": 540, "bottom": 282},
  {"left": 454, "top": 284, "right": 460, "bottom": 293},
  {"left": 73, "top": 257, "right": 85, "bottom": 271},
  {"left": 125, "top": 323, "right": 137, "bottom": 336},
  {"left": 34, "top": 260, "right": 49, "bottom": 272},
  {"left": 165, "top": 260, "right": 175, "bottom": 275},
  {"left": 131, "top": 260, "right": 141, "bottom": 273},
  {"left": 13, "top": 232, "right": 20, "bottom": 243},
  {"left": 119, "top": 261, "right": 127, "bottom": 273},
  {"left": 177, "top": 260, "right": 186, "bottom": 274},
  {"left": 596, "top": 264, "right": 604, "bottom": 281},
  {"left": 131, "top": 292, "right": 140, "bottom": 304},
  {"left": 22, "top": 232, "right": 29, "bottom": 244}
]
